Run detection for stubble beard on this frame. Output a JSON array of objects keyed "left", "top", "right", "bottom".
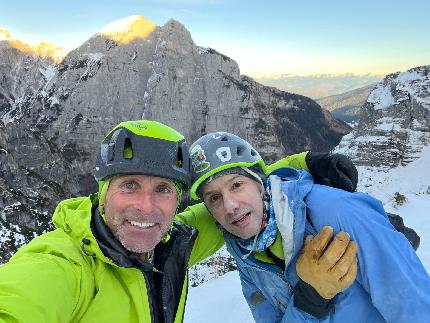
[{"left": 111, "top": 218, "right": 173, "bottom": 254}]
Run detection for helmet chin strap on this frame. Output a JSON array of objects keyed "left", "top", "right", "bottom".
[{"left": 242, "top": 187, "right": 269, "bottom": 260}]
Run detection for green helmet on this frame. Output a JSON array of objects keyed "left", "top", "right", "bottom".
[
  {"left": 189, "top": 132, "right": 266, "bottom": 200},
  {"left": 94, "top": 120, "right": 191, "bottom": 188}
]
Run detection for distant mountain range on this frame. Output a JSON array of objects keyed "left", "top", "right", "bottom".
[
  {"left": 316, "top": 84, "right": 375, "bottom": 123},
  {"left": 255, "top": 73, "right": 382, "bottom": 99}
]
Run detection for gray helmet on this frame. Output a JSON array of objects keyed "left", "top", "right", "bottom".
[
  {"left": 189, "top": 132, "right": 266, "bottom": 200},
  {"left": 94, "top": 120, "right": 191, "bottom": 189}
]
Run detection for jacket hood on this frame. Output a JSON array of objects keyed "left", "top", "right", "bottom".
[{"left": 52, "top": 194, "right": 109, "bottom": 262}]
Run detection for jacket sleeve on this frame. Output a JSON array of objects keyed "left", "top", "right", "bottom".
[
  {"left": 308, "top": 189, "right": 430, "bottom": 322},
  {"left": 0, "top": 239, "right": 85, "bottom": 323},
  {"left": 237, "top": 266, "right": 324, "bottom": 323},
  {"left": 265, "top": 152, "right": 309, "bottom": 175},
  {"left": 175, "top": 203, "right": 225, "bottom": 267}
]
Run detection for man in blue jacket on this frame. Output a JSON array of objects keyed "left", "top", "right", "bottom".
[{"left": 189, "top": 131, "right": 430, "bottom": 322}]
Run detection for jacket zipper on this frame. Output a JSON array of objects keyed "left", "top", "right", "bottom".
[
  {"left": 179, "top": 229, "right": 198, "bottom": 322},
  {"left": 161, "top": 227, "right": 198, "bottom": 323},
  {"left": 141, "top": 270, "right": 158, "bottom": 323}
]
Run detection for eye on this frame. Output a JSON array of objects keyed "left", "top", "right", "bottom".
[
  {"left": 120, "top": 180, "right": 138, "bottom": 192},
  {"left": 205, "top": 193, "right": 221, "bottom": 207},
  {"left": 231, "top": 181, "right": 243, "bottom": 190},
  {"left": 155, "top": 183, "right": 174, "bottom": 194},
  {"left": 210, "top": 194, "right": 220, "bottom": 202}
]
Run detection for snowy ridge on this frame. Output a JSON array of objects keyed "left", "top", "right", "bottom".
[{"left": 368, "top": 66, "right": 430, "bottom": 110}]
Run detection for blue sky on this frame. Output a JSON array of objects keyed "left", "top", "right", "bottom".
[{"left": 1, "top": 0, "right": 429, "bottom": 77}]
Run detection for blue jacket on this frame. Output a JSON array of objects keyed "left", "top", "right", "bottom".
[{"left": 224, "top": 168, "right": 430, "bottom": 322}]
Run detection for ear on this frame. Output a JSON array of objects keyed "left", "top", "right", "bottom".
[
  {"left": 257, "top": 181, "right": 264, "bottom": 197},
  {"left": 176, "top": 191, "right": 191, "bottom": 213}
]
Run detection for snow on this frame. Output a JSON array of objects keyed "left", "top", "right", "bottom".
[
  {"left": 375, "top": 117, "right": 402, "bottom": 131},
  {"left": 39, "top": 65, "right": 57, "bottom": 82},
  {"left": 99, "top": 15, "right": 142, "bottom": 34},
  {"left": 0, "top": 223, "right": 26, "bottom": 245},
  {"left": 397, "top": 70, "right": 422, "bottom": 83},
  {"left": 367, "top": 67, "right": 430, "bottom": 110},
  {"left": 197, "top": 46, "right": 209, "bottom": 55},
  {"left": 86, "top": 53, "right": 104, "bottom": 62},
  {"left": 367, "top": 83, "right": 395, "bottom": 110},
  {"left": 185, "top": 271, "right": 254, "bottom": 323},
  {"left": 48, "top": 96, "right": 59, "bottom": 107},
  {"left": 356, "top": 144, "right": 430, "bottom": 272},
  {"left": 184, "top": 144, "right": 430, "bottom": 322}
]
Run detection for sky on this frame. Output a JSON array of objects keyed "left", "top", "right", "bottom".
[{"left": 1, "top": 0, "right": 429, "bottom": 77}]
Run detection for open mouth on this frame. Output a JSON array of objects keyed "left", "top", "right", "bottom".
[
  {"left": 232, "top": 212, "right": 250, "bottom": 225},
  {"left": 128, "top": 220, "right": 156, "bottom": 229}
]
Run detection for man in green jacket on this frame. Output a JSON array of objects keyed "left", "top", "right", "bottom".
[{"left": 0, "top": 120, "right": 358, "bottom": 323}]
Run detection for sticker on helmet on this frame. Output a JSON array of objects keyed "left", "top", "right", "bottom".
[
  {"left": 190, "top": 145, "right": 210, "bottom": 173},
  {"left": 130, "top": 121, "right": 148, "bottom": 131},
  {"left": 216, "top": 147, "right": 231, "bottom": 162}
]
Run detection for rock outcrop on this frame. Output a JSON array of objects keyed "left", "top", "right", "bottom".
[{"left": 337, "top": 65, "right": 430, "bottom": 168}]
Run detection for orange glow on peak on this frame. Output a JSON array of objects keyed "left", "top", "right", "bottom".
[{"left": 98, "top": 15, "right": 157, "bottom": 45}]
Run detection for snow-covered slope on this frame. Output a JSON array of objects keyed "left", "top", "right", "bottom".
[{"left": 185, "top": 271, "right": 253, "bottom": 323}]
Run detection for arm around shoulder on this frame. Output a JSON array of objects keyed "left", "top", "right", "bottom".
[{"left": 176, "top": 203, "right": 225, "bottom": 267}]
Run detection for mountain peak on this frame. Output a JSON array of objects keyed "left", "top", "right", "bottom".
[
  {"left": 98, "top": 15, "right": 157, "bottom": 44},
  {"left": 0, "top": 28, "right": 13, "bottom": 41},
  {"left": 0, "top": 28, "right": 65, "bottom": 62}
]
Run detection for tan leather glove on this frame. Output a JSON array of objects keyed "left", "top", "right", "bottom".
[{"left": 296, "top": 226, "right": 358, "bottom": 299}]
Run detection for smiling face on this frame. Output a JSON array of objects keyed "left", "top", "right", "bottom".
[
  {"left": 104, "top": 174, "right": 178, "bottom": 254},
  {"left": 201, "top": 174, "right": 264, "bottom": 240}
]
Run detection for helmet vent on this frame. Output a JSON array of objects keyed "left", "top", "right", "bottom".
[
  {"left": 176, "top": 146, "right": 183, "bottom": 167},
  {"left": 220, "top": 136, "right": 228, "bottom": 142},
  {"left": 251, "top": 149, "right": 257, "bottom": 156},
  {"left": 123, "top": 138, "right": 133, "bottom": 159},
  {"left": 237, "top": 146, "right": 244, "bottom": 155}
]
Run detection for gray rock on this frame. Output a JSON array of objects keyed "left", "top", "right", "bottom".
[{"left": 336, "top": 65, "right": 430, "bottom": 168}]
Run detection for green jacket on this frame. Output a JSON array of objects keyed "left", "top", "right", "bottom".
[
  {"left": 0, "top": 152, "right": 308, "bottom": 323},
  {"left": 0, "top": 196, "right": 223, "bottom": 323}
]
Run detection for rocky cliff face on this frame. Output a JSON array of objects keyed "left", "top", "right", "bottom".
[
  {"left": 336, "top": 65, "right": 430, "bottom": 168},
  {"left": 0, "top": 16, "right": 350, "bottom": 262}
]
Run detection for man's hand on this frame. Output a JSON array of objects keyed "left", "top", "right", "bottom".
[
  {"left": 306, "top": 152, "right": 358, "bottom": 192},
  {"left": 296, "top": 226, "right": 358, "bottom": 299}
]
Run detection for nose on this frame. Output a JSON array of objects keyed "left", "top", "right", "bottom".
[
  {"left": 223, "top": 195, "right": 240, "bottom": 215},
  {"left": 134, "top": 190, "right": 155, "bottom": 214}
]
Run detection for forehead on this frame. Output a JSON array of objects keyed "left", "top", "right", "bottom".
[
  {"left": 111, "top": 174, "right": 173, "bottom": 184},
  {"left": 202, "top": 174, "right": 255, "bottom": 193}
]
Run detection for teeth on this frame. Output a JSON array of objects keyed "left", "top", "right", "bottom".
[
  {"left": 234, "top": 213, "right": 248, "bottom": 223},
  {"left": 129, "top": 221, "right": 155, "bottom": 228}
]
